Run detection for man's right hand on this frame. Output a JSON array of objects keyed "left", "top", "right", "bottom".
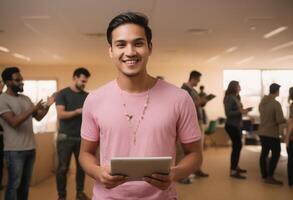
[
  {"left": 33, "top": 100, "right": 45, "bottom": 112},
  {"left": 75, "top": 108, "right": 83, "bottom": 115},
  {"left": 95, "top": 166, "right": 127, "bottom": 189}
]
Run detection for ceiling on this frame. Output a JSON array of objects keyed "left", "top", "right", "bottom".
[{"left": 0, "top": 0, "right": 293, "bottom": 68}]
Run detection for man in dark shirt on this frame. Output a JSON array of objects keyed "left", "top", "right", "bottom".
[{"left": 55, "top": 68, "right": 91, "bottom": 200}]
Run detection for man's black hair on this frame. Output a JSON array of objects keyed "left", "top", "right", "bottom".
[
  {"left": 2, "top": 67, "right": 20, "bottom": 83},
  {"left": 189, "top": 70, "right": 202, "bottom": 81},
  {"left": 73, "top": 67, "right": 91, "bottom": 78},
  {"left": 107, "top": 12, "right": 152, "bottom": 46},
  {"left": 269, "top": 83, "right": 280, "bottom": 94}
]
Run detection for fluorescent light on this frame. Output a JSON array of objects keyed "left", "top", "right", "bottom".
[
  {"left": 13, "top": 53, "right": 31, "bottom": 61},
  {"left": 206, "top": 55, "right": 220, "bottom": 63},
  {"left": 270, "top": 41, "right": 293, "bottom": 52},
  {"left": 264, "top": 26, "right": 287, "bottom": 39},
  {"left": 224, "top": 46, "right": 238, "bottom": 53},
  {"left": 22, "top": 16, "right": 51, "bottom": 20},
  {"left": 0, "top": 46, "right": 9, "bottom": 53},
  {"left": 272, "top": 55, "right": 293, "bottom": 63},
  {"left": 236, "top": 56, "right": 254, "bottom": 65}
]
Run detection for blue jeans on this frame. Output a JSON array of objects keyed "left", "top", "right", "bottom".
[{"left": 4, "top": 149, "right": 36, "bottom": 200}]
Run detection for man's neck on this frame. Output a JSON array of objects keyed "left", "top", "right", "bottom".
[
  {"left": 186, "top": 81, "right": 194, "bottom": 88},
  {"left": 70, "top": 85, "right": 81, "bottom": 93},
  {"left": 117, "top": 73, "right": 156, "bottom": 93},
  {"left": 6, "top": 88, "right": 17, "bottom": 96}
]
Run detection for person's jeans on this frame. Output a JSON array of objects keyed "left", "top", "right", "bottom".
[
  {"left": 287, "top": 140, "right": 293, "bottom": 185},
  {"left": 0, "top": 134, "right": 4, "bottom": 187},
  {"left": 225, "top": 124, "right": 243, "bottom": 170},
  {"left": 4, "top": 149, "right": 36, "bottom": 200},
  {"left": 56, "top": 134, "right": 85, "bottom": 198},
  {"left": 259, "top": 136, "right": 281, "bottom": 178}
]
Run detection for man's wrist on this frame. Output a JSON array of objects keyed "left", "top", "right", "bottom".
[
  {"left": 170, "top": 167, "right": 177, "bottom": 181},
  {"left": 43, "top": 103, "right": 50, "bottom": 110},
  {"left": 94, "top": 165, "right": 102, "bottom": 181}
]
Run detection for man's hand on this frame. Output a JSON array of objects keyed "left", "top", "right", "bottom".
[
  {"left": 75, "top": 108, "right": 83, "bottom": 115},
  {"left": 33, "top": 100, "right": 45, "bottom": 112},
  {"left": 96, "top": 166, "right": 127, "bottom": 189},
  {"left": 46, "top": 93, "right": 56, "bottom": 107},
  {"left": 143, "top": 169, "right": 174, "bottom": 190}
]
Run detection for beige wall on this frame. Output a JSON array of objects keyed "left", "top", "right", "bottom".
[{"left": 1, "top": 63, "right": 292, "bottom": 120}]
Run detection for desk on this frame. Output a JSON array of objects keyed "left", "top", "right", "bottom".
[{"left": 208, "top": 126, "right": 230, "bottom": 146}]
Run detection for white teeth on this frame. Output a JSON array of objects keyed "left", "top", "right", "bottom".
[{"left": 124, "top": 60, "right": 138, "bottom": 64}]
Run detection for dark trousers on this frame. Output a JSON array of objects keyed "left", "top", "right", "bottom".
[
  {"left": 259, "top": 136, "right": 281, "bottom": 178},
  {"left": 287, "top": 141, "right": 293, "bottom": 185},
  {"left": 56, "top": 134, "right": 85, "bottom": 198},
  {"left": 225, "top": 124, "right": 243, "bottom": 170},
  {"left": 4, "top": 150, "right": 36, "bottom": 200},
  {"left": 0, "top": 134, "right": 4, "bottom": 186}
]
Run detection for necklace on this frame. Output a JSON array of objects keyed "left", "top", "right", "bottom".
[{"left": 120, "top": 90, "right": 150, "bottom": 144}]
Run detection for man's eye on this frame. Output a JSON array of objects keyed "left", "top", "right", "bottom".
[
  {"left": 116, "top": 44, "right": 125, "bottom": 48},
  {"left": 135, "top": 42, "right": 144, "bottom": 47}
]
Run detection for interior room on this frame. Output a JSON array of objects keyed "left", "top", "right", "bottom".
[{"left": 1, "top": 0, "right": 293, "bottom": 199}]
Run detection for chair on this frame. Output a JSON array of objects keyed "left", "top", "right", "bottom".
[{"left": 204, "top": 120, "right": 217, "bottom": 147}]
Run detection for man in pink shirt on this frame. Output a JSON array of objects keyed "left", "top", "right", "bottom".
[{"left": 79, "top": 12, "right": 203, "bottom": 199}]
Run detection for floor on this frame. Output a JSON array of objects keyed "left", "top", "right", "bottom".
[{"left": 1, "top": 146, "right": 292, "bottom": 200}]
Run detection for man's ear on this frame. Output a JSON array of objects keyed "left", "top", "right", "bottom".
[
  {"left": 108, "top": 46, "right": 113, "bottom": 58},
  {"left": 148, "top": 42, "right": 153, "bottom": 55}
]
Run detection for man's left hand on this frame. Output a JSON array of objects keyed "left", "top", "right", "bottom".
[{"left": 143, "top": 171, "right": 174, "bottom": 190}]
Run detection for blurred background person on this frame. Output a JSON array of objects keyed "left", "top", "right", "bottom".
[
  {"left": 258, "top": 83, "right": 286, "bottom": 185},
  {"left": 224, "top": 81, "right": 250, "bottom": 179}
]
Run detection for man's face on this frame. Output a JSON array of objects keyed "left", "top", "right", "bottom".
[
  {"left": 109, "top": 23, "right": 152, "bottom": 78},
  {"left": 73, "top": 74, "right": 88, "bottom": 91},
  {"left": 192, "top": 77, "right": 200, "bottom": 87},
  {"left": 8, "top": 72, "right": 24, "bottom": 93}
]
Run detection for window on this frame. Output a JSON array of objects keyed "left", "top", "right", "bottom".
[
  {"left": 23, "top": 80, "right": 57, "bottom": 133},
  {"left": 223, "top": 69, "right": 293, "bottom": 118},
  {"left": 223, "top": 70, "right": 261, "bottom": 116}
]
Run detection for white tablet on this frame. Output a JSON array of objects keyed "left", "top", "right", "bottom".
[{"left": 111, "top": 156, "right": 172, "bottom": 181}]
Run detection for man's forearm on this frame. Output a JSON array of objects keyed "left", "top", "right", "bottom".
[
  {"left": 3, "top": 108, "right": 35, "bottom": 128},
  {"left": 34, "top": 106, "right": 50, "bottom": 121},
  {"left": 172, "top": 151, "right": 202, "bottom": 181},
  {"left": 79, "top": 152, "right": 101, "bottom": 180},
  {"left": 58, "top": 110, "right": 80, "bottom": 120}
]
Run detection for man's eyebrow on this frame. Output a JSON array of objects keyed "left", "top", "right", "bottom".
[{"left": 114, "top": 37, "right": 146, "bottom": 44}]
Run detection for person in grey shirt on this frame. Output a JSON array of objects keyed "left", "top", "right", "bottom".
[
  {"left": 55, "top": 68, "right": 90, "bottom": 200},
  {"left": 180, "top": 70, "right": 209, "bottom": 181},
  {"left": 0, "top": 67, "right": 55, "bottom": 200}
]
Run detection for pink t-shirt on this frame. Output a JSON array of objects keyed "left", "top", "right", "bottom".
[{"left": 81, "top": 80, "right": 201, "bottom": 200}]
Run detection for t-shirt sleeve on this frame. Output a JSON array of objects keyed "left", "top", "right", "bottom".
[
  {"left": 24, "top": 95, "right": 34, "bottom": 107},
  {"left": 81, "top": 95, "right": 100, "bottom": 142},
  {"left": 55, "top": 90, "right": 65, "bottom": 106},
  {"left": 177, "top": 92, "right": 201, "bottom": 143},
  {"left": 0, "top": 96, "right": 11, "bottom": 115}
]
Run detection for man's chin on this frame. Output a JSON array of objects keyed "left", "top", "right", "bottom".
[
  {"left": 76, "top": 86, "right": 85, "bottom": 91},
  {"left": 122, "top": 71, "right": 141, "bottom": 78}
]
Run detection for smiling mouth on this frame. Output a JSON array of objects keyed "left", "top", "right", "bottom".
[{"left": 122, "top": 58, "right": 140, "bottom": 65}]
